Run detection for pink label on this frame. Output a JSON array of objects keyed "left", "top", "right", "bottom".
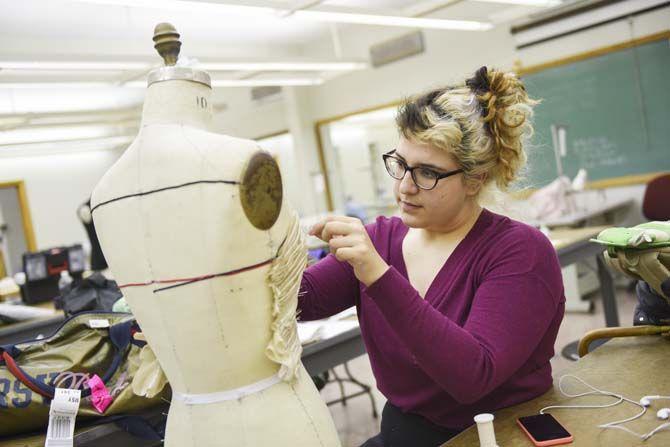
[{"left": 87, "top": 374, "right": 113, "bottom": 414}]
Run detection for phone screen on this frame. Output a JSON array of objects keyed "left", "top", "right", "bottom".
[{"left": 518, "top": 414, "right": 571, "bottom": 441}]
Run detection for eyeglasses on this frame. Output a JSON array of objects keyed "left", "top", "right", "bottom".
[{"left": 382, "top": 150, "right": 464, "bottom": 190}]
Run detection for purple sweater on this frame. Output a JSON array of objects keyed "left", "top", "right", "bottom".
[{"left": 298, "top": 209, "right": 565, "bottom": 429}]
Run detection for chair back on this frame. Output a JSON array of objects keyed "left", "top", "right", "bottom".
[{"left": 643, "top": 174, "right": 670, "bottom": 221}]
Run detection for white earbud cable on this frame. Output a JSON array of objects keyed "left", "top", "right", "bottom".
[{"left": 539, "top": 375, "right": 669, "bottom": 441}]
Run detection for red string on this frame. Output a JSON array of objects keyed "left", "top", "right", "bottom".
[
  {"left": 2, "top": 351, "right": 53, "bottom": 398},
  {"left": 119, "top": 257, "right": 275, "bottom": 290}
]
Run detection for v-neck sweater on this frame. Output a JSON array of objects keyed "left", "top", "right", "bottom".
[{"left": 299, "top": 209, "right": 565, "bottom": 429}]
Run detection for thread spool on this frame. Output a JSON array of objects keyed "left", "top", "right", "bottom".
[{"left": 474, "top": 413, "right": 498, "bottom": 447}]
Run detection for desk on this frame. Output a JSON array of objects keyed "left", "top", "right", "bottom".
[
  {"left": 526, "top": 197, "right": 634, "bottom": 228},
  {"left": 443, "top": 336, "right": 670, "bottom": 447},
  {"left": 551, "top": 226, "right": 621, "bottom": 360},
  {"left": 0, "top": 302, "right": 64, "bottom": 346},
  {"left": 302, "top": 326, "right": 364, "bottom": 376},
  {"left": 551, "top": 226, "right": 619, "bottom": 328}
]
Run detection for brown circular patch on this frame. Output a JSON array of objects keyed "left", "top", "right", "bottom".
[{"left": 240, "top": 151, "right": 283, "bottom": 230}]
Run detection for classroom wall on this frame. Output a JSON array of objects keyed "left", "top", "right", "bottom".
[
  {"left": 305, "top": 25, "right": 518, "bottom": 123},
  {"left": 0, "top": 148, "right": 124, "bottom": 252},
  {"left": 4, "top": 4, "right": 666, "bottom": 256},
  {"left": 299, "top": 5, "right": 669, "bottom": 216},
  {"left": 302, "top": 4, "right": 670, "bottom": 123},
  {"left": 212, "top": 87, "right": 288, "bottom": 139}
]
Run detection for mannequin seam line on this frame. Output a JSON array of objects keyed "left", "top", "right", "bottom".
[
  {"left": 90, "top": 179, "right": 240, "bottom": 213},
  {"left": 291, "top": 381, "right": 326, "bottom": 446}
]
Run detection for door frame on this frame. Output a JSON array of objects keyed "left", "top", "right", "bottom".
[{"left": 0, "top": 180, "right": 37, "bottom": 253}]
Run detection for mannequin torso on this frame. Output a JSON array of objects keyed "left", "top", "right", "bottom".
[{"left": 92, "top": 76, "right": 340, "bottom": 446}]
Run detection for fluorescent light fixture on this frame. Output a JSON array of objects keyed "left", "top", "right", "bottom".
[
  {"left": 0, "top": 61, "right": 367, "bottom": 72},
  {"left": 0, "top": 61, "right": 152, "bottom": 71},
  {"left": 473, "top": 0, "right": 561, "bottom": 6},
  {"left": 74, "top": 0, "right": 493, "bottom": 30},
  {"left": 198, "top": 62, "right": 368, "bottom": 71},
  {"left": 124, "top": 78, "right": 324, "bottom": 87},
  {"left": 210, "top": 78, "right": 324, "bottom": 87},
  {"left": 0, "top": 83, "right": 118, "bottom": 89},
  {"left": 294, "top": 10, "right": 492, "bottom": 31},
  {"left": 0, "top": 78, "right": 324, "bottom": 89},
  {"left": 74, "top": 0, "right": 274, "bottom": 15}
]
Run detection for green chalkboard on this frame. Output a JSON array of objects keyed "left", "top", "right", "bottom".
[{"left": 521, "top": 37, "right": 670, "bottom": 188}]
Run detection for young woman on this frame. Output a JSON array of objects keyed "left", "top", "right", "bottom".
[{"left": 299, "top": 67, "right": 565, "bottom": 447}]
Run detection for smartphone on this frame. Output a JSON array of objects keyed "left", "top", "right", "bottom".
[{"left": 517, "top": 413, "right": 573, "bottom": 446}]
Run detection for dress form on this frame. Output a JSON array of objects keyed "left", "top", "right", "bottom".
[{"left": 91, "top": 24, "right": 340, "bottom": 446}]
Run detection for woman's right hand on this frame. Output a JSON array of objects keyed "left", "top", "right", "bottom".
[{"left": 309, "top": 216, "right": 389, "bottom": 287}]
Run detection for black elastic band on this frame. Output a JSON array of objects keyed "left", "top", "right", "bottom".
[
  {"left": 91, "top": 179, "right": 239, "bottom": 213},
  {"left": 465, "top": 66, "right": 491, "bottom": 119}
]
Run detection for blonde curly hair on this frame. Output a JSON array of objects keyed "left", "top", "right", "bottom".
[{"left": 395, "top": 66, "right": 538, "bottom": 193}]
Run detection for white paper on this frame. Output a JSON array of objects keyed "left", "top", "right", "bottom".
[{"left": 298, "top": 320, "right": 359, "bottom": 345}]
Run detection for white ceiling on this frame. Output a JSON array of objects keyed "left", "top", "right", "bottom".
[
  {"left": 0, "top": 0, "right": 564, "bottom": 150},
  {"left": 1, "top": 0, "right": 557, "bottom": 61}
]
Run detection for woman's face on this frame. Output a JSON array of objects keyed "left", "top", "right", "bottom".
[{"left": 393, "top": 137, "right": 478, "bottom": 231}]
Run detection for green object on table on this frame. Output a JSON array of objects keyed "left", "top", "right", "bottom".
[
  {"left": 591, "top": 221, "right": 670, "bottom": 249},
  {"left": 591, "top": 221, "right": 670, "bottom": 301}
]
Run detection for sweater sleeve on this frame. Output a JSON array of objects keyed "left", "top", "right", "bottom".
[
  {"left": 297, "top": 219, "right": 382, "bottom": 321},
  {"left": 298, "top": 253, "right": 359, "bottom": 321},
  {"left": 363, "top": 239, "right": 562, "bottom": 404}
]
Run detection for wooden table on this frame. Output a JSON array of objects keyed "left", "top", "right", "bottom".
[{"left": 443, "top": 336, "right": 670, "bottom": 447}]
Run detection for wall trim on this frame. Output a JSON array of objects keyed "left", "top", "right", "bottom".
[{"left": 516, "top": 29, "right": 670, "bottom": 76}]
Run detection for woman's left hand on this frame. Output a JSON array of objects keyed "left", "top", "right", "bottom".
[{"left": 309, "top": 216, "right": 389, "bottom": 287}]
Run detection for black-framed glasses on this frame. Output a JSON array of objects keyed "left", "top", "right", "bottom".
[{"left": 382, "top": 150, "right": 464, "bottom": 190}]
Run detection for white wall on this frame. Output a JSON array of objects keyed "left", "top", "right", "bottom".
[
  {"left": 256, "top": 132, "right": 305, "bottom": 216},
  {"left": 301, "top": 5, "right": 670, "bottom": 123},
  {"left": 212, "top": 88, "right": 288, "bottom": 139},
  {"left": 306, "top": 25, "right": 519, "bottom": 122},
  {"left": 0, "top": 148, "right": 124, "bottom": 251}
]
